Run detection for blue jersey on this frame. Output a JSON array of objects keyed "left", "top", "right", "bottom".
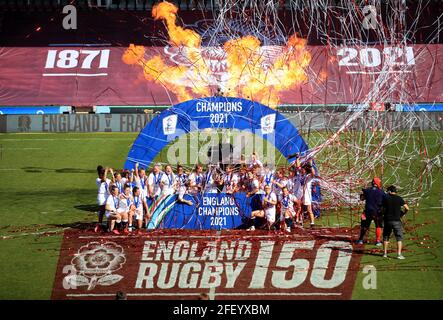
[{"left": 362, "top": 187, "right": 385, "bottom": 216}]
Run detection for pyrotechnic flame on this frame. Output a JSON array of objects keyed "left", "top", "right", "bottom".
[{"left": 122, "top": 1, "right": 314, "bottom": 108}]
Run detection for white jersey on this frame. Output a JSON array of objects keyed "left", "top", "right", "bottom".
[
  {"left": 105, "top": 194, "right": 119, "bottom": 218},
  {"left": 273, "top": 178, "right": 287, "bottom": 200},
  {"left": 261, "top": 171, "right": 274, "bottom": 190},
  {"left": 147, "top": 172, "right": 163, "bottom": 197},
  {"left": 188, "top": 172, "right": 203, "bottom": 194},
  {"left": 175, "top": 173, "right": 188, "bottom": 193},
  {"left": 204, "top": 170, "right": 218, "bottom": 193},
  {"left": 281, "top": 194, "right": 296, "bottom": 212},
  {"left": 161, "top": 172, "right": 176, "bottom": 196},
  {"left": 96, "top": 178, "right": 111, "bottom": 205},
  {"left": 303, "top": 174, "right": 314, "bottom": 205},
  {"left": 114, "top": 180, "right": 125, "bottom": 194},
  {"left": 118, "top": 194, "right": 132, "bottom": 213},
  {"left": 223, "top": 173, "right": 238, "bottom": 193},
  {"left": 135, "top": 175, "right": 148, "bottom": 199},
  {"left": 291, "top": 173, "right": 304, "bottom": 200},
  {"left": 132, "top": 195, "right": 144, "bottom": 220},
  {"left": 263, "top": 192, "right": 277, "bottom": 223}
]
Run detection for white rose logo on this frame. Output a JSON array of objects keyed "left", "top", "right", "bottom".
[{"left": 63, "top": 242, "right": 126, "bottom": 290}]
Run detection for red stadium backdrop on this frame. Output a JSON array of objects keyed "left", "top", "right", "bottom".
[{"left": 0, "top": 44, "right": 442, "bottom": 106}]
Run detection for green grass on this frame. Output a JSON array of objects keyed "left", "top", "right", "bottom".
[{"left": 0, "top": 132, "right": 441, "bottom": 299}]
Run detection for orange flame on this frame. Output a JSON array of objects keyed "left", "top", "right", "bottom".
[{"left": 122, "top": 1, "right": 311, "bottom": 108}]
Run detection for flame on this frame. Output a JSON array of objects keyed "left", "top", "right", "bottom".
[
  {"left": 319, "top": 70, "right": 328, "bottom": 82},
  {"left": 122, "top": 1, "right": 311, "bottom": 108}
]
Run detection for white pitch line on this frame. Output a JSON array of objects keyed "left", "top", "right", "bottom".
[
  {"left": 0, "top": 227, "right": 70, "bottom": 239},
  {"left": 66, "top": 292, "right": 342, "bottom": 297},
  {"left": 1, "top": 148, "right": 44, "bottom": 150}
]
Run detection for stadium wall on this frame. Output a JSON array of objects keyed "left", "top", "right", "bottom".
[{"left": 0, "top": 113, "right": 441, "bottom": 133}]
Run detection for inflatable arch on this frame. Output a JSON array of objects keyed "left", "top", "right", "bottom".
[{"left": 124, "top": 97, "right": 320, "bottom": 229}]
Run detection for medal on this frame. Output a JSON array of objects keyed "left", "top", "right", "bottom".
[
  {"left": 154, "top": 173, "right": 162, "bottom": 185},
  {"left": 282, "top": 195, "right": 289, "bottom": 208},
  {"left": 265, "top": 173, "right": 273, "bottom": 186},
  {"left": 206, "top": 171, "right": 212, "bottom": 184},
  {"left": 140, "top": 177, "right": 145, "bottom": 189}
]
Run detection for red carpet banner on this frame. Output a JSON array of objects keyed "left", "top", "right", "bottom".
[{"left": 51, "top": 229, "right": 362, "bottom": 300}]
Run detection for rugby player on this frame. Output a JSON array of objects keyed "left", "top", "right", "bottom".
[
  {"left": 95, "top": 165, "right": 113, "bottom": 232},
  {"left": 129, "top": 186, "right": 146, "bottom": 231},
  {"left": 160, "top": 164, "right": 176, "bottom": 196},
  {"left": 105, "top": 185, "right": 123, "bottom": 234},
  {"left": 176, "top": 165, "right": 193, "bottom": 205},
  {"left": 117, "top": 184, "right": 132, "bottom": 234},
  {"left": 262, "top": 184, "right": 278, "bottom": 230},
  {"left": 280, "top": 186, "right": 297, "bottom": 232},
  {"left": 188, "top": 164, "right": 204, "bottom": 195},
  {"left": 302, "top": 162, "right": 316, "bottom": 228}
]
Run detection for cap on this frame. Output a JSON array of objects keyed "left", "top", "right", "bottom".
[{"left": 372, "top": 177, "right": 382, "bottom": 189}]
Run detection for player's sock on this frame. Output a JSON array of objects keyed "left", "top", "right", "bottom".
[
  {"left": 358, "top": 227, "right": 366, "bottom": 241},
  {"left": 285, "top": 218, "right": 293, "bottom": 228},
  {"left": 116, "top": 220, "right": 122, "bottom": 231},
  {"left": 376, "top": 227, "right": 382, "bottom": 242},
  {"left": 121, "top": 220, "right": 128, "bottom": 230}
]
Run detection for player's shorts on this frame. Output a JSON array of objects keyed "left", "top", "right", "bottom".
[
  {"left": 383, "top": 220, "right": 403, "bottom": 241},
  {"left": 303, "top": 191, "right": 312, "bottom": 206},
  {"left": 116, "top": 208, "right": 128, "bottom": 215},
  {"left": 134, "top": 208, "right": 144, "bottom": 221},
  {"left": 105, "top": 211, "right": 120, "bottom": 219},
  {"left": 97, "top": 195, "right": 106, "bottom": 206},
  {"left": 294, "top": 190, "right": 303, "bottom": 201},
  {"left": 280, "top": 208, "right": 295, "bottom": 220},
  {"left": 264, "top": 208, "right": 276, "bottom": 224}
]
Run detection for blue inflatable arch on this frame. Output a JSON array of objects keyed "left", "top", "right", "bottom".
[{"left": 124, "top": 97, "right": 310, "bottom": 169}]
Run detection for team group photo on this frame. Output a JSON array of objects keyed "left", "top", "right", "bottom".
[{"left": 0, "top": 0, "right": 441, "bottom": 305}]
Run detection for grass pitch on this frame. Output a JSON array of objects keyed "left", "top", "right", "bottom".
[{"left": 0, "top": 132, "right": 441, "bottom": 299}]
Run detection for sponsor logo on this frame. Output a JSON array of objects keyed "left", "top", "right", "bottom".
[
  {"left": 163, "top": 114, "right": 178, "bottom": 135},
  {"left": 261, "top": 114, "right": 276, "bottom": 134}
]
